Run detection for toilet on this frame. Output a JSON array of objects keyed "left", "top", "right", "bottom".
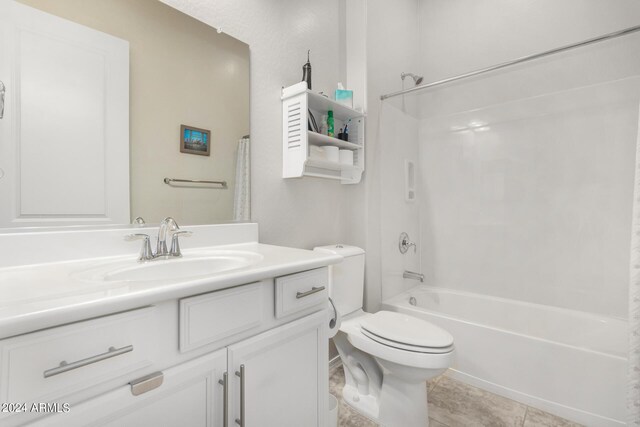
[{"left": 315, "top": 245, "right": 454, "bottom": 427}]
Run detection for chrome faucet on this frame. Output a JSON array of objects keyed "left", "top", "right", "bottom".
[
  {"left": 125, "top": 217, "right": 192, "bottom": 262},
  {"left": 125, "top": 233, "right": 155, "bottom": 262},
  {"left": 132, "top": 216, "right": 146, "bottom": 226},
  {"left": 403, "top": 270, "right": 424, "bottom": 282},
  {"left": 156, "top": 217, "right": 180, "bottom": 257},
  {"left": 399, "top": 232, "right": 417, "bottom": 254}
]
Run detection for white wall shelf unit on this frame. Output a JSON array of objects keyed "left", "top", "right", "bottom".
[{"left": 282, "top": 82, "right": 365, "bottom": 184}]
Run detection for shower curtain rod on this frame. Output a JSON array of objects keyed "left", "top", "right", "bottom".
[{"left": 380, "top": 24, "right": 640, "bottom": 101}]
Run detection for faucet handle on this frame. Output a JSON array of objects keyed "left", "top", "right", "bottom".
[
  {"left": 156, "top": 217, "right": 180, "bottom": 257},
  {"left": 169, "top": 230, "right": 192, "bottom": 257},
  {"left": 399, "top": 232, "right": 417, "bottom": 254},
  {"left": 161, "top": 217, "right": 180, "bottom": 230},
  {"left": 125, "top": 233, "right": 154, "bottom": 262},
  {"left": 132, "top": 216, "right": 146, "bottom": 226}
]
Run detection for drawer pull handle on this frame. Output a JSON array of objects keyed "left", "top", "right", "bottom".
[
  {"left": 235, "top": 365, "right": 245, "bottom": 426},
  {"left": 130, "top": 371, "right": 164, "bottom": 396},
  {"left": 0, "top": 81, "right": 5, "bottom": 119},
  {"left": 43, "top": 345, "right": 133, "bottom": 378},
  {"left": 219, "top": 372, "right": 229, "bottom": 427},
  {"left": 296, "top": 286, "right": 326, "bottom": 299}
]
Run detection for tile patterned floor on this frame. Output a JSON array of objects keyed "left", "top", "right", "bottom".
[{"left": 329, "top": 365, "right": 583, "bottom": 427}]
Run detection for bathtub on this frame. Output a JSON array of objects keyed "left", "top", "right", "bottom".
[{"left": 382, "top": 286, "right": 628, "bottom": 427}]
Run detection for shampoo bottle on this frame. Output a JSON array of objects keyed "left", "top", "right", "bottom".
[
  {"left": 320, "top": 115, "right": 328, "bottom": 135},
  {"left": 327, "top": 110, "right": 334, "bottom": 137}
]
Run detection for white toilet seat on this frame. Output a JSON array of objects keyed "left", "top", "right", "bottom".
[
  {"left": 360, "top": 328, "right": 454, "bottom": 354},
  {"left": 340, "top": 310, "right": 454, "bottom": 369},
  {"left": 359, "top": 310, "right": 454, "bottom": 352}
]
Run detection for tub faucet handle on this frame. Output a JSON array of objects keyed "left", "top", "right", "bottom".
[{"left": 399, "top": 232, "right": 417, "bottom": 254}]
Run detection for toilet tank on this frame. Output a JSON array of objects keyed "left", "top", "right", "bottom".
[{"left": 313, "top": 245, "right": 365, "bottom": 316}]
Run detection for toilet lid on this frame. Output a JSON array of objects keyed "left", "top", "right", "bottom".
[
  {"left": 360, "top": 328, "right": 454, "bottom": 354},
  {"left": 359, "top": 311, "right": 453, "bottom": 349}
]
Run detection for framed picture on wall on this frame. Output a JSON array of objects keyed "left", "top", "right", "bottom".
[{"left": 180, "top": 124, "right": 211, "bottom": 156}]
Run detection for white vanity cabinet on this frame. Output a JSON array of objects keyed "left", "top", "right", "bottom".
[
  {"left": 34, "top": 312, "right": 327, "bottom": 427},
  {"left": 2, "top": 267, "right": 329, "bottom": 427},
  {"left": 32, "top": 349, "right": 228, "bottom": 427},
  {"left": 227, "top": 311, "right": 327, "bottom": 427}
]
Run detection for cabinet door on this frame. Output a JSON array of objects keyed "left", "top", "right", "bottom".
[
  {"left": 0, "top": 1, "right": 129, "bottom": 228},
  {"left": 227, "top": 310, "right": 328, "bottom": 427},
  {"left": 32, "top": 349, "right": 227, "bottom": 427}
]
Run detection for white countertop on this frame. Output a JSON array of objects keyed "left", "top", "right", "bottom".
[{"left": 0, "top": 242, "right": 342, "bottom": 339}]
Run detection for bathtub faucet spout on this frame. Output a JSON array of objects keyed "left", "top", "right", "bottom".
[{"left": 403, "top": 270, "right": 424, "bottom": 282}]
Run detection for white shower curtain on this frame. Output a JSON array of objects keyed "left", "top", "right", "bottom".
[
  {"left": 233, "top": 136, "right": 250, "bottom": 222},
  {"left": 629, "top": 116, "right": 640, "bottom": 425}
]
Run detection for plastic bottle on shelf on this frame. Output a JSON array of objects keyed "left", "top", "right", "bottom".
[
  {"left": 327, "top": 110, "right": 334, "bottom": 137},
  {"left": 320, "top": 115, "right": 328, "bottom": 135}
]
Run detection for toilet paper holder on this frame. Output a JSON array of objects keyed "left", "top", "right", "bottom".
[{"left": 328, "top": 297, "right": 338, "bottom": 329}]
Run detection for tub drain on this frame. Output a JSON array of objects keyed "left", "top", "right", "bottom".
[{"left": 409, "top": 296, "right": 417, "bottom": 306}]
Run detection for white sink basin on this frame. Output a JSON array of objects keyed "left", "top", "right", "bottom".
[{"left": 73, "top": 250, "right": 264, "bottom": 283}]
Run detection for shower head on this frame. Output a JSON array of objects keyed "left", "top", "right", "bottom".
[{"left": 401, "top": 72, "right": 424, "bottom": 86}]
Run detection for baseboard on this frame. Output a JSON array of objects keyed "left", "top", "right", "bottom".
[
  {"left": 329, "top": 354, "right": 342, "bottom": 371},
  {"left": 445, "top": 369, "right": 624, "bottom": 427}
]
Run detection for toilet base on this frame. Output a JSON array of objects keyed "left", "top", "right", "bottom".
[
  {"left": 342, "top": 378, "right": 432, "bottom": 427},
  {"left": 342, "top": 383, "right": 380, "bottom": 421},
  {"left": 378, "top": 372, "right": 429, "bottom": 427},
  {"left": 334, "top": 312, "right": 452, "bottom": 427}
]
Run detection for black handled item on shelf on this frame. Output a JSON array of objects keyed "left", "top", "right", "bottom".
[{"left": 302, "top": 50, "right": 312, "bottom": 90}]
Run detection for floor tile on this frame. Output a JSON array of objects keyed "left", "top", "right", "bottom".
[
  {"left": 428, "top": 376, "right": 527, "bottom": 427},
  {"left": 330, "top": 365, "right": 346, "bottom": 399},
  {"left": 428, "top": 374, "right": 444, "bottom": 392},
  {"left": 332, "top": 364, "right": 577, "bottom": 427},
  {"left": 523, "top": 407, "right": 583, "bottom": 427},
  {"left": 338, "top": 402, "right": 379, "bottom": 427}
]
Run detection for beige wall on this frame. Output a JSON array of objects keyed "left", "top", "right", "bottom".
[{"left": 18, "top": 0, "right": 250, "bottom": 225}]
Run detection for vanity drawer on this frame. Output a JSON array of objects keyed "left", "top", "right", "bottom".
[
  {"left": 275, "top": 267, "right": 328, "bottom": 319},
  {"left": 180, "top": 282, "right": 265, "bottom": 352},
  {"left": 0, "top": 307, "right": 157, "bottom": 407}
]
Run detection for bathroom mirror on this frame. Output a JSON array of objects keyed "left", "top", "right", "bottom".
[{"left": 0, "top": 0, "right": 250, "bottom": 228}]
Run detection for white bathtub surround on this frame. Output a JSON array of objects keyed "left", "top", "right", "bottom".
[
  {"left": 383, "top": 286, "right": 628, "bottom": 426},
  {"left": 417, "top": 74, "right": 639, "bottom": 318},
  {"left": 379, "top": 102, "right": 421, "bottom": 302},
  {"left": 628, "top": 115, "right": 640, "bottom": 425},
  {"left": 373, "top": 21, "right": 640, "bottom": 427}
]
